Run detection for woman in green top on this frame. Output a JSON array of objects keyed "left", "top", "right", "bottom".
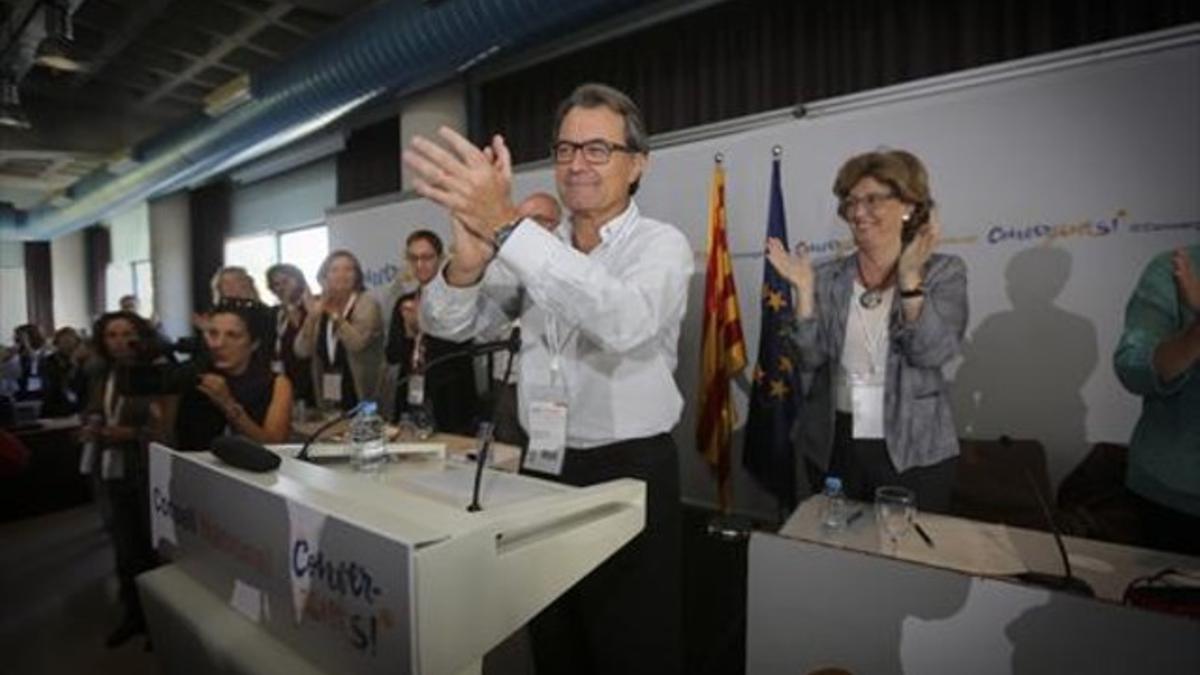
[{"left": 1114, "top": 245, "right": 1200, "bottom": 556}]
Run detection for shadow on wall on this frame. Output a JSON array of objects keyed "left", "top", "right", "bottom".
[{"left": 951, "top": 246, "right": 1098, "bottom": 485}]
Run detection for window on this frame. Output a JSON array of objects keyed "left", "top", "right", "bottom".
[
  {"left": 105, "top": 259, "right": 154, "bottom": 313},
  {"left": 0, "top": 267, "right": 27, "bottom": 342},
  {"left": 223, "top": 224, "right": 329, "bottom": 305}
]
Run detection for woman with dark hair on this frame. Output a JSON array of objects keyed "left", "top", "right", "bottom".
[
  {"left": 82, "top": 311, "right": 163, "bottom": 648},
  {"left": 294, "top": 249, "right": 384, "bottom": 410},
  {"left": 40, "top": 327, "right": 89, "bottom": 417},
  {"left": 766, "top": 149, "right": 968, "bottom": 512},
  {"left": 172, "top": 299, "right": 293, "bottom": 451},
  {"left": 266, "top": 263, "right": 315, "bottom": 407}
]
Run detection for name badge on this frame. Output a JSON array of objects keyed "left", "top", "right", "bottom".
[
  {"left": 321, "top": 372, "right": 343, "bottom": 403},
  {"left": 270, "top": 359, "right": 285, "bottom": 375},
  {"left": 101, "top": 448, "right": 125, "bottom": 481},
  {"left": 407, "top": 374, "right": 425, "bottom": 406},
  {"left": 25, "top": 376, "right": 42, "bottom": 392},
  {"left": 523, "top": 396, "right": 568, "bottom": 476},
  {"left": 849, "top": 374, "right": 885, "bottom": 439}
]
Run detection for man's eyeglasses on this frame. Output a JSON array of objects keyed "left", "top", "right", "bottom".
[
  {"left": 406, "top": 253, "right": 439, "bottom": 263},
  {"left": 552, "top": 139, "right": 638, "bottom": 165},
  {"left": 838, "top": 192, "right": 897, "bottom": 220}
]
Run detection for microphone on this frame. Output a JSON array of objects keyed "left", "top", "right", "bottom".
[
  {"left": 390, "top": 328, "right": 522, "bottom": 511},
  {"left": 296, "top": 400, "right": 368, "bottom": 462},
  {"left": 212, "top": 435, "right": 282, "bottom": 473},
  {"left": 1010, "top": 445, "right": 1094, "bottom": 597},
  {"left": 468, "top": 327, "right": 520, "bottom": 512}
]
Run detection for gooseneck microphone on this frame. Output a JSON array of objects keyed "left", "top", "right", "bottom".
[
  {"left": 467, "top": 330, "right": 519, "bottom": 513},
  {"left": 212, "top": 435, "right": 282, "bottom": 472},
  {"left": 390, "top": 328, "right": 521, "bottom": 512},
  {"left": 1013, "top": 463, "right": 1095, "bottom": 597}
]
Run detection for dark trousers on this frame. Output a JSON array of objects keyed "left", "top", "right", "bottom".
[
  {"left": 806, "top": 412, "right": 958, "bottom": 514},
  {"left": 94, "top": 468, "right": 157, "bottom": 622},
  {"left": 1136, "top": 493, "right": 1200, "bottom": 557},
  {"left": 521, "top": 433, "right": 682, "bottom": 675}
]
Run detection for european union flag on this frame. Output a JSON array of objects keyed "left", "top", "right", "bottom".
[{"left": 743, "top": 155, "right": 803, "bottom": 510}]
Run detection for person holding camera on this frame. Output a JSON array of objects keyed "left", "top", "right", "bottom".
[
  {"left": 766, "top": 149, "right": 968, "bottom": 512},
  {"left": 81, "top": 311, "right": 165, "bottom": 648},
  {"left": 172, "top": 300, "right": 293, "bottom": 452}
]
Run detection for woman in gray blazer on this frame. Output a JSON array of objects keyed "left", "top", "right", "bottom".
[
  {"left": 293, "top": 249, "right": 384, "bottom": 410},
  {"left": 766, "top": 149, "right": 967, "bottom": 513}
]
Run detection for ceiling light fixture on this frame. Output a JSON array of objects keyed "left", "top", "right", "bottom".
[
  {"left": 34, "top": 0, "right": 86, "bottom": 73},
  {"left": 0, "top": 77, "right": 32, "bottom": 130}
]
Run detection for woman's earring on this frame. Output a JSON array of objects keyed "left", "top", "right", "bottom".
[{"left": 902, "top": 212, "right": 912, "bottom": 222}]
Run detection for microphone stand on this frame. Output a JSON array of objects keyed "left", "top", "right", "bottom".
[{"left": 467, "top": 336, "right": 518, "bottom": 512}]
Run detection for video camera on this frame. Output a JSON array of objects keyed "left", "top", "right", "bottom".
[{"left": 116, "top": 336, "right": 213, "bottom": 396}]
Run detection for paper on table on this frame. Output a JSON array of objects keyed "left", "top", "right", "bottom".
[
  {"left": 230, "top": 579, "right": 266, "bottom": 623},
  {"left": 892, "top": 513, "right": 1028, "bottom": 576},
  {"left": 393, "top": 463, "right": 563, "bottom": 509},
  {"left": 269, "top": 443, "right": 446, "bottom": 460},
  {"left": 780, "top": 497, "right": 1028, "bottom": 577}
]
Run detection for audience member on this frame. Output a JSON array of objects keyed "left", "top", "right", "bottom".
[
  {"left": 266, "top": 263, "right": 316, "bottom": 407},
  {"left": 1114, "top": 244, "right": 1200, "bottom": 556},
  {"left": 294, "top": 250, "right": 384, "bottom": 410},
  {"left": 172, "top": 300, "right": 293, "bottom": 451},
  {"left": 81, "top": 311, "right": 164, "bottom": 648},
  {"left": 386, "top": 230, "right": 478, "bottom": 433}
]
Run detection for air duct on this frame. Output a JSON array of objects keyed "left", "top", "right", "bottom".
[{"left": 1, "top": 0, "right": 643, "bottom": 240}]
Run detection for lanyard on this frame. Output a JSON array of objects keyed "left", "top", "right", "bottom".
[
  {"left": 103, "top": 371, "right": 125, "bottom": 424},
  {"left": 324, "top": 292, "right": 358, "bottom": 363},
  {"left": 275, "top": 305, "right": 291, "bottom": 358}
]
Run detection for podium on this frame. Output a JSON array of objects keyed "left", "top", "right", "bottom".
[{"left": 138, "top": 442, "right": 645, "bottom": 675}]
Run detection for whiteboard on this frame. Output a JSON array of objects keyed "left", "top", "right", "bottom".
[{"left": 329, "top": 27, "right": 1200, "bottom": 518}]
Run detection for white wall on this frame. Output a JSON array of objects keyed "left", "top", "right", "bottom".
[
  {"left": 0, "top": 239, "right": 26, "bottom": 341},
  {"left": 329, "top": 29, "right": 1200, "bottom": 518},
  {"left": 149, "top": 192, "right": 193, "bottom": 339},
  {"left": 399, "top": 81, "right": 466, "bottom": 191},
  {"left": 50, "top": 229, "right": 89, "bottom": 330}
]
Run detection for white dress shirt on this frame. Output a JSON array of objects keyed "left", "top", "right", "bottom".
[{"left": 421, "top": 200, "right": 694, "bottom": 448}]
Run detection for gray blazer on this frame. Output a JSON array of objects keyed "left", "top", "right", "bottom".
[
  {"left": 786, "top": 252, "right": 968, "bottom": 486},
  {"left": 293, "top": 293, "right": 385, "bottom": 404}
]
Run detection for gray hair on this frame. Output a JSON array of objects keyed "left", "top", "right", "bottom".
[{"left": 553, "top": 83, "right": 648, "bottom": 195}]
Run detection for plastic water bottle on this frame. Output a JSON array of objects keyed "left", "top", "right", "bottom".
[
  {"left": 350, "top": 401, "right": 387, "bottom": 472},
  {"left": 821, "top": 476, "right": 848, "bottom": 531}
]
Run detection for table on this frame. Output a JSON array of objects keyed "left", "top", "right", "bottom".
[
  {"left": 2, "top": 416, "right": 89, "bottom": 522},
  {"left": 745, "top": 496, "right": 1200, "bottom": 674}
]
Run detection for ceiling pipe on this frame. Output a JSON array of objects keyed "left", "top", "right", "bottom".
[{"left": 0, "top": 0, "right": 644, "bottom": 241}]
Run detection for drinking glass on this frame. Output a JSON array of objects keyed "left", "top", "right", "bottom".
[{"left": 875, "top": 486, "right": 916, "bottom": 554}]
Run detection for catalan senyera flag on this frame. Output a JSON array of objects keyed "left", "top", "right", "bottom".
[{"left": 697, "top": 161, "right": 747, "bottom": 512}]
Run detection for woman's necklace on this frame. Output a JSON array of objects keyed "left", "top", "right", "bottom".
[{"left": 857, "top": 254, "right": 896, "bottom": 310}]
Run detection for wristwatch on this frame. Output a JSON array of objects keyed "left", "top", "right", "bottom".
[
  {"left": 899, "top": 286, "right": 925, "bottom": 299},
  {"left": 493, "top": 218, "right": 524, "bottom": 249}
]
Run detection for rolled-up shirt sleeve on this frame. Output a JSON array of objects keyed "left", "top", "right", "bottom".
[
  {"left": 1115, "top": 253, "right": 1192, "bottom": 396},
  {"left": 894, "top": 255, "right": 968, "bottom": 369},
  {"left": 420, "top": 258, "right": 521, "bottom": 343},
  {"left": 496, "top": 217, "right": 694, "bottom": 355}
]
